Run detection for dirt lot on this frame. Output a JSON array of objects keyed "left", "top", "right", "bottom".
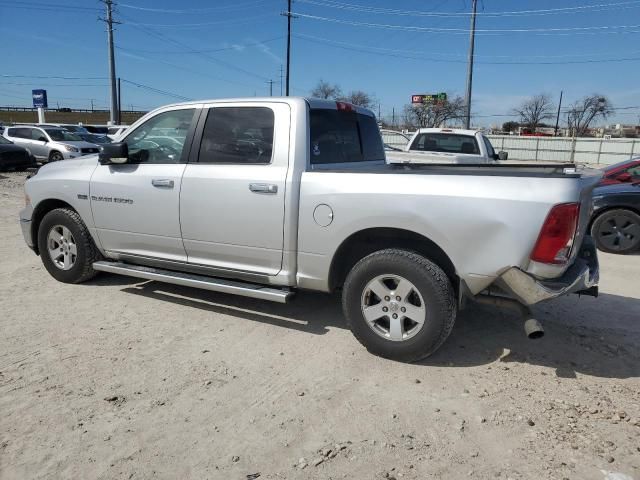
[{"left": 0, "top": 171, "right": 638, "bottom": 480}]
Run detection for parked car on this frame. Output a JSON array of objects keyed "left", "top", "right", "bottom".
[
  {"left": 78, "top": 132, "right": 112, "bottom": 144},
  {"left": 106, "top": 125, "right": 128, "bottom": 140},
  {"left": 591, "top": 181, "right": 640, "bottom": 254},
  {"left": 4, "top": 126, "right": 100, "bottom": 162},
  {"left": 598, "top": 157, "right": 640, "bottom": 186},
  {"left": 19, "top": 98, "right": 600, "bottom": 362},
  {"left": 84, "top": 125, "right": 109, "bottom": 135},
  {"left": 386, "top": 128, "right": 507, "bottom": 165},
  {"left": 0, "top": 135, "right": 37, "bottom": 171}
]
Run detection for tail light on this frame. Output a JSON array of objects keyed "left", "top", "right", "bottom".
[
  {"left": 530, "top": 203, "right": 580, "bottom": 265},
  {"left": 336, "top": 101, "right": 354, "bottom": 112}
]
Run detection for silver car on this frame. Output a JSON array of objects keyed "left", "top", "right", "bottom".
[{"left": 3, "top": 126, "right": 100, "bottom": 162}]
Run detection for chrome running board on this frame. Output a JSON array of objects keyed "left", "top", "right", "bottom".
[{"left": 92, "top": 261, "right": 293, "bottom": 303}]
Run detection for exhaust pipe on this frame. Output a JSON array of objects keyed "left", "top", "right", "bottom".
[
  {"left": 524, "top": 317, "right": 544, "bottom": 339},
  {"left": 474, "top": 295, "right": 544, "bottom": 339}
]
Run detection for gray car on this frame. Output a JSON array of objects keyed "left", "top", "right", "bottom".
[{"left": 3, "top": 126, "right": 100, "bottom": 162}]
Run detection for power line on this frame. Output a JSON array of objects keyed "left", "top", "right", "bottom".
[
  {"left": 124, "top": 14, "right": 274, "bottom": 29},
  {"left": 294, "top": 34, "right": 640, "bottom": 65},
  {"left": 120, "top": 79, "right": 192, "bottom": 102},
  {"left": 115, "top": 36, "right": 284, "bottom": 55},
  {"left": 1, "top": 75, "right": 107, "bottom": 80},
  {"left": 292, "top": 12, "right": 640, "bottom": 35},
  {"left": 118, "top": 0, "right": 269, "bottom": 14},
  {"left": 295, "top": 0, "right": 640, "bottom": 17},
  {"left": 119, "top": 16, "right": 271, "bottom": 83}
]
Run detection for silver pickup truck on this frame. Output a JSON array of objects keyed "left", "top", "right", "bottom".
[{"left": 19, "top": 97, "right": 600, "bottom": 362}]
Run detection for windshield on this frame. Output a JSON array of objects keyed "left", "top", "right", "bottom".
[
  {"left": 80, "top": 133, "right": 110, "bottom": 144},
  {"left": 62, "top": 125, "right": 88, "bottom": 134},
  {"left": 410, "top": 133, "right": 480, "bottom": 155},
  {"left": 0, "top": 136, "right": 12, "bottom": 144},
  {"left": 45, "top": 129, "right": 82, "bottom": 142},
  {"left": 603, "top": 159, "right": 636, "bottom": 172}
]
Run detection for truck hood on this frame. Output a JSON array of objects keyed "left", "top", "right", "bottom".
[{"left": 386, "top": 150, "right": 491, "bottom": 165}]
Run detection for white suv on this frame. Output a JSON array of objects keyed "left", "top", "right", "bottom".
[{"left": 3, "top": 126, "right": 100, "bottom": 162}]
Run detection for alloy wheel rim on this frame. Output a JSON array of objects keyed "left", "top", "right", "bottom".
[
  {"left": 598, "top": 214, "right": 640, "bottom": 251},
  {"left": 47, "top": 225, "right": 77, "bottom": 270},
  {"left": 361, "top": 274, "right": 427, "bottom": 342}
]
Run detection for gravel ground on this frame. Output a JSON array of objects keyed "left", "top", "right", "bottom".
[{"left": 0, "top": 171, "right": 638, "bottom": 480}]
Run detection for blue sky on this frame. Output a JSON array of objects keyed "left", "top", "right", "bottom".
[{"left": 1, "top": 0, "right": 639, "bottom": 127}]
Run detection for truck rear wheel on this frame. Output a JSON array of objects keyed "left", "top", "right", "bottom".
[
  {"left": 37, "top": 208, "right": 101, "bottom": 284},
  {"left": 342, "top": 249, "right": 456, "bottom": 362}
]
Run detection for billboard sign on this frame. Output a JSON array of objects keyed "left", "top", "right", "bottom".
[
  {"left": 32, "top": 89, "right": 48, "bottom": 108},
  {"left": 411, "top": 93, "right": 447, "bottom": 104}
]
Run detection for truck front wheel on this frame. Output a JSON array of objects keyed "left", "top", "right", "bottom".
[
  {"left": 342, "top": 249, "right": 456, "bottom": 362},
  {"left": 37, "top": 208, "right": 101, "bottom": 284}
]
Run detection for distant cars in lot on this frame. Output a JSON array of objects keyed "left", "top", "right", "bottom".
[
  {"left": 77, "top": 132, "right": 111, "bottom": 144},
  {"left": 3, "top": 126, "right": 100, "bottom": 163},
  {"left": 598, "top": 157, "right": 640, "bottom": 186},
  {"left": 107, "top": 125, "right": 128, "bottom": 140},
  {"left": 0, "top": 135, "right": 36, "bottom": 171},
  {"left": 591, "top": 181, "right": 640, "bottom": 254}
]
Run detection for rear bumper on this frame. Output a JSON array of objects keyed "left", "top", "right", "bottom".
[{"left": 497, "top": 236, "right": 599, "bottom": 306}]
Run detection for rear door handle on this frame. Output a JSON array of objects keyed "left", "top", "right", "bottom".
[
  {"left": 249, "top": 183, "right": 278, "bottom": 194},
  {"left": 152, "top": 179, "right": 174, "bottom": 188}
]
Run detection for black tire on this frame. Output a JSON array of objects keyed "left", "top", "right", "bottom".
[
  {"left": 342, "top": 249, "right": 456, "bottom": 362},
  {"left": 49, "top": 150, "right": 64, "bottom": 162},
  {"left": 37, "top": 208, "right": 101, "bottom": 283},
  {"left": 591, "top": 208, "right": 640, "bottom": 254}
]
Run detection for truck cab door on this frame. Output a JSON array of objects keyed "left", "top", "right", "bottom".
[
  {"left": 179, "top": 102, "right": 290, "bottom": 276},
  {"left": 90, "top": 107, "right": 199, "bottom": 262}
]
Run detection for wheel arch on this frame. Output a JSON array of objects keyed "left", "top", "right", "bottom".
[
  {"left": 328, "top": 227, "right": 458, "bottom": 293},
  {"left": 31, "top": 199, "right": 78, "bottom": 255}
]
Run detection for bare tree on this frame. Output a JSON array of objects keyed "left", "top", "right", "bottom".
[
  {"left": 566, "top": 94, "right": 613, "bottom": 137},
  {"left": 512, "top": 94, "right": 554, "bottom": 133},
  {"left": 340, "top": 90, "right": 376, "bottom": 109},
  {"left": 310, "top": 80, "right": 342, "bottom": 100},
  {"left": 403, "top": 96, "right": 465, "bottom": 128}
]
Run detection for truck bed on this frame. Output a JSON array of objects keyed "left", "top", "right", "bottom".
[{"left": 311, "top": 161, "right": 599, "bottom": 179}]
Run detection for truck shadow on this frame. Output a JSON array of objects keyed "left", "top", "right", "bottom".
[{"left": 119, "top": 279, "right": 639, "bottom": 380}]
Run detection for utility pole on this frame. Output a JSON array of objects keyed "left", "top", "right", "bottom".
[
  {"left": 392, "top": 107, "right": 395, "bottom": 127},
  {"left": 464, "top": 0, "right": 478, "bottom": 130},
  {"left": 90, "top": 99, "right": 94, "bottom": 112},
  {"left": 117, "top": 77, "right": 122, "bottom": 124},
  {"left": 554, "top": 90, "right": 563, "bottom": 136},
  {"left": 279, "top": 65, "right": 284, "bottom": 96},
  {"left": 99, "top": 0, "right": 119, "bottom": 125},
  {"left": 267, "top": 79, "right": 274, "bottom": 96},
  {"left": 281, "top": 0, "right": 296, "bottom": 96}
]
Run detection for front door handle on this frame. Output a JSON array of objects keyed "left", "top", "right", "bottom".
[
  {"left": 249, "top": 183, "right": 278, "bottom": 194},
  {"left": 152, "top": 179, "right": 174, "bottom": 188}
]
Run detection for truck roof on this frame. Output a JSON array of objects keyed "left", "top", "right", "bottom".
[
  {"left": 415, "top": 128, "right": 481, "bottom": 135},
  {"left": 157, "top": 96, "right": 376, "bottom": 117}
]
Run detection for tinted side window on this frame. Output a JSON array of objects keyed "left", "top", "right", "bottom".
[
  {"left": 31, "top": 129, "right": 46, "bottom": 141},
  {"left": 198, "top": 107, "right": 274, "bottom": 164},
  {"left": 8, "top": 128, "right": 30, "bottom": 139},
  {"left": 124, "top": 109, "right": 195, "bottom": 164},
  {"left": 310, "top": 109, "right": 384, "bottom": 165},
  {"left": 628, "top": 165, "right": 640, "bottom": 178}
]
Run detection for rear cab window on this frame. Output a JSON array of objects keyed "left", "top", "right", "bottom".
[
  {"left": 410, "top": 133, "right": 480, "bottom": 155},
  {"left": 309, "top": 107, "right": 385, "bottom": 165}
]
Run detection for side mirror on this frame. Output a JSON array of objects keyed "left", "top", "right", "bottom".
[
  {"left": 616, "top": 172, "right": 632, "bottom": 182},
  {"left": 498, "top": 151, "right": 508, "bottom": 161},
  {"left": 99, "top": 142, "right": 129, "bottom": 165},
  {"left": 38, "top": 136, "right": 48, "bottom": 143}
]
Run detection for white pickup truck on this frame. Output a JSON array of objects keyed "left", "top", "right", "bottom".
[
  {"left": 19, "top": 98, "right": 600, "bottom": 362},
  {"left": 386, "top": 128, "right": 507, "bottom": 165}
]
